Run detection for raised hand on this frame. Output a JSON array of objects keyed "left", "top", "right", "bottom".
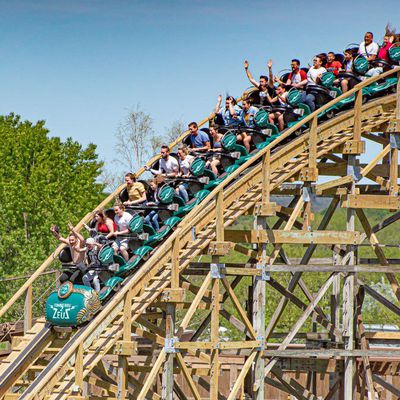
[
  {"left": 244, "top": 60, "right": 249, "bottom": 70},
  {"left": 268, "top": 59, "right": 273, "bottom": 69}
]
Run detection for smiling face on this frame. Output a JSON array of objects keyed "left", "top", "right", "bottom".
[
  {"left": 114, "top": 205, "right": 124, "bottom": 217},
  {"left": 259, "top": 77, "right": 267, "bottom": 89},
  {"left": 327, "top": 53, "right": 335, "bottom": 63},
  {"left": 364, "top": 32, "right": 373, "bottom": 45},
  {"left": 68, "top": 234, "right": 77, "bottom": 245},
  {"left": 313, "top": 56, "right": 322, "bottom": 68},
  {"left": 291, "top": 60, "right": 299, "bottom": 71},
  {"left": 209, "top": 126, "right": 217, "bottom": 137},
  {"left": 177, "top": 149, "right": 185, "bottom": 159},
  {"left": 95, "top": 213, "right": 104, "bottom": 223},
  {"left": 242, "top": 100, "right": 250, "bottom": 111},
  {"left": 344, "top": 51, "right": 353, "bottom": 61}
]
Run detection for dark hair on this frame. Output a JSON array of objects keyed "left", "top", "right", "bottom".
[
  {"left": 226, "top": 96, "right": 237, "bottom": 105},
  {"left": 259, "top": 75, "right": 268, "bottom": 81},
  {"left": 344, "top": 48, "right": 354, "bottom": 56},
  {"left": 328, "top": 51, "right": 335, "bottom": 57},
  {"left": 366, "top": 31, "right": 373, "bottom": 37},
  {"left": 161, "top": 145, "right": 170, "bottom": 151},
  {"left": 243, "top": 97, "right": 252, "bottom": 105},
  {"left": 276, "top": 83, "right": 286, "bottom": 90},
  {"left": 291, "top": 59, "right": 300, "bottom": 65},
  {"left": 188, "top": 121, "right": 198, "bottom": 128},
  {"left": 125, "top": 172, "right": 136, "bottom": 181}
]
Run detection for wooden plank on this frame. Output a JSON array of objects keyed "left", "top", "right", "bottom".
[
  {"left": 175, "top": 352, "right": 201, "bottom": 400},
  {"left": 177, "top": 273, "right": 211, "bottom": 337},
  {"left": 227, "top": 351, "right": 257, "bottom": 400},
  {"left": 225, "top": 229, "right": 360, "bottom": 245},
  {"left": 137, "top": 349, "right": 166, "bottom": 400},
  {"left": 342, "top": 194, "right": 400, "bottom": 210}
]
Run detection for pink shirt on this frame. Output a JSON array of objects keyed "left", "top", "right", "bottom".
[{"left": 378, "top": 43, "right": 393, "bottom": 62}]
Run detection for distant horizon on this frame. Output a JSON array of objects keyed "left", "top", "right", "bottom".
[{"left": 0, "top": 0, "right": 398, "bottom": 177}]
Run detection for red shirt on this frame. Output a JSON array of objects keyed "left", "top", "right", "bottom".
[
  {"left": 378, "top": 43, "right": 393, "bottom": 62},
  {"left": 97, "top": 221, "right": 117, "bottom": 234},
  {"left": 288, "top": 69, "right": 307, "bottom": 85},
  {"left": 325, "top": 61, "right": 342, "bottom": 76}
]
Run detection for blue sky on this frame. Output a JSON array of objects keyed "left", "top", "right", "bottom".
[{"left": 1, "top": 0, "right": 399, "bottom": 174}]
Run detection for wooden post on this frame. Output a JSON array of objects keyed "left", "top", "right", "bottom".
[
  {"left": 171, "top": 235, "right": 180, "bottom": 289},
  {"left": 24, "top": 285, "right": 33, "bottom": 334},
  {"left": 161, "top": 303, "right": 175, "bottom": 400},
  {"left": 117, "top": 290, "right": 133, "bottom": 400},
  {"left": 216, "top": 190, "right": 224, "bottom": 242},
  {"left": 252, "top": 214, "right": 266, "bottom": 400},
  {"left": 353, "top": 89, "right": 363, "bottom": 142},
  {"left": 210, "top": 273, "right": 220, "bottom": 400},
  {"left": 75, "top": 343, "right": 84, "bottom": 393},
  {"left": 262, "top": 148, "right": 271, "bottom": 204},
  {"left": 309, "top": 115, "right": 318, "bottom": 170},
  {"left": 343, "top": 155, "right": 356, "bottom": 400}
]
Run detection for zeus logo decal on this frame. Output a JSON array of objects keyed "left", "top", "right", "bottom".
[{"left": 50, "top": 304, "right": 77, "bottom": 320}]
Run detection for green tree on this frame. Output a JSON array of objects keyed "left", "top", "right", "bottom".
[{"left": 0, "top": 114, "right": 105, "bottom": 310}]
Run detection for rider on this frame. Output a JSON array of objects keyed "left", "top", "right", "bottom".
[
  {"left": 235, "top": 98, "right": 259, "bottom": 152},
  {"left": 358, "top": 32, "right": 382, "bottom": 77},
  {"left": 123, "top": 173, "right": 146, "bottom": 206},
  {"left": 274, "top": 59, "right": 307, "bottom": 90},
  {"left": 206, "top": 125, "right": 224, "bottom": 175},
  {"left": 244, "top": 59, "right": 275, "bottom": 106},
  {"left": 298, "top": 55, "right": 327, "bottom": 112},
  {"left": 325, "top": 52, "right": 342, "bottom": 76},
  {"left": 107, "top": 203, "right": 133, "bottom": 261},
  {"left": 187, "top": 122, "right": 211, "bottom": 153},
  {"left": 145, "top": 145, "right": 179, "bottom": 178},
  {"left": 81, "top": 237, "right": 102, "bottom": 293},
  {"left": 339, "top": 49, "right": 356, "bottom": 93},
  {"left": 215, "top": 95, "right": 242, "bottom": 127},
  {"left": 176, "top": 145, "right": 194, "bottom": 202},
  {"left": 266, "top": 84, "right": 288, "bottom": 132}
]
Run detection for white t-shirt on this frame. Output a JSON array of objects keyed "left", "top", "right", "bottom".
[
  {"left": 307, "top": 67, "right": 327, "bottom": 86},
  {"left": 151, "top": 156, "right": 179, "bottom": 175},
  {"left": 358, "top": 41, "right": 379, "bottom": 57},
  {"left": 114, "top": 212, "right": 133, "bottom": 231},
  {"left": 179, "top": 154, "right": 194, "bottom": 175}
]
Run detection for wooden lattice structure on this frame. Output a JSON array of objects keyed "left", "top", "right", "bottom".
[{"left": 1, "top": 68, "right": 400, "bottom": 399}]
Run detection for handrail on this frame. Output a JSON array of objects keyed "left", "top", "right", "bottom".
[{"left": 20, "top": 68, "right": 400, "bottom": 398}]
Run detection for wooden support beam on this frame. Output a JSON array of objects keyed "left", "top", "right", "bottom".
[
  {"left": 210, "top": 275, "right": 220, "bottom": 400},
  {"left": 175, "top": 352, "right": 201, "bottom": 400},
  {"left": 161, "top": 303, "right": 175, "bottom": 400},
  {"left": 23, "top": 285, "right": 33, "bottom": 335},
  {"left": 342, "top": 194, "right": 400, "bottom": 210},
  {"left": 225, "top": 229, "right": 360, "bottom": 245},
  {"left": 137, "top": 349, "right": 166, "bottom": 400}
]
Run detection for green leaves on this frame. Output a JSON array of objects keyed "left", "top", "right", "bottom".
[{"left": 0, "top": 114, "right": 105, "bottom": 313}]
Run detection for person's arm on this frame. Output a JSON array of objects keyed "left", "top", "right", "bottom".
[
  {"left": 215, "top": 95, "right": 222, "bottom": 114},
  {"left": 68, "top": 223, "right": 85, "bottom": 246},
  {"left": 105, "top": 219, "right": 115, "bottom": 234},
  {"left": 228, "top": 101, "right": 239, "bottom": 118},
  {"left": 50, "top": 225, "right": 69, "bottom": 245},
  {"left": 244, "top": 60, "right": 260, "bottom": 88},
  {"left": 267, "top": 59, "right": 274, "bottom": 89}
]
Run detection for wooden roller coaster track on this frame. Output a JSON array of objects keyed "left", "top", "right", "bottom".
[{"left": 1, "top": 67, "right": 400, "bottom": 399}]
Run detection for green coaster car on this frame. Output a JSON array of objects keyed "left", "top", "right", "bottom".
[
  {"left": 145, "top": 216, "right": 182, "bottom": 246},
  {"left": 46, "top": 283, "right": 102, "bottom": 327},
  {"left": 174, "top": 189, "right": 211, "bottom": 217},
  {"left": 352, "top": 55, "right": 398, "bottom": 98}
]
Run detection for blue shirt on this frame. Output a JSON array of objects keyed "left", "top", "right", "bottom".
[
  {"left": 219, "top": 105, "right": 241, "bottom": 126},
  {"left": 239, "top": 106, "right": 259, "bottom": 128},
  {"left": 190, "top": 131, "right": 210, "bottom": 148}
]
